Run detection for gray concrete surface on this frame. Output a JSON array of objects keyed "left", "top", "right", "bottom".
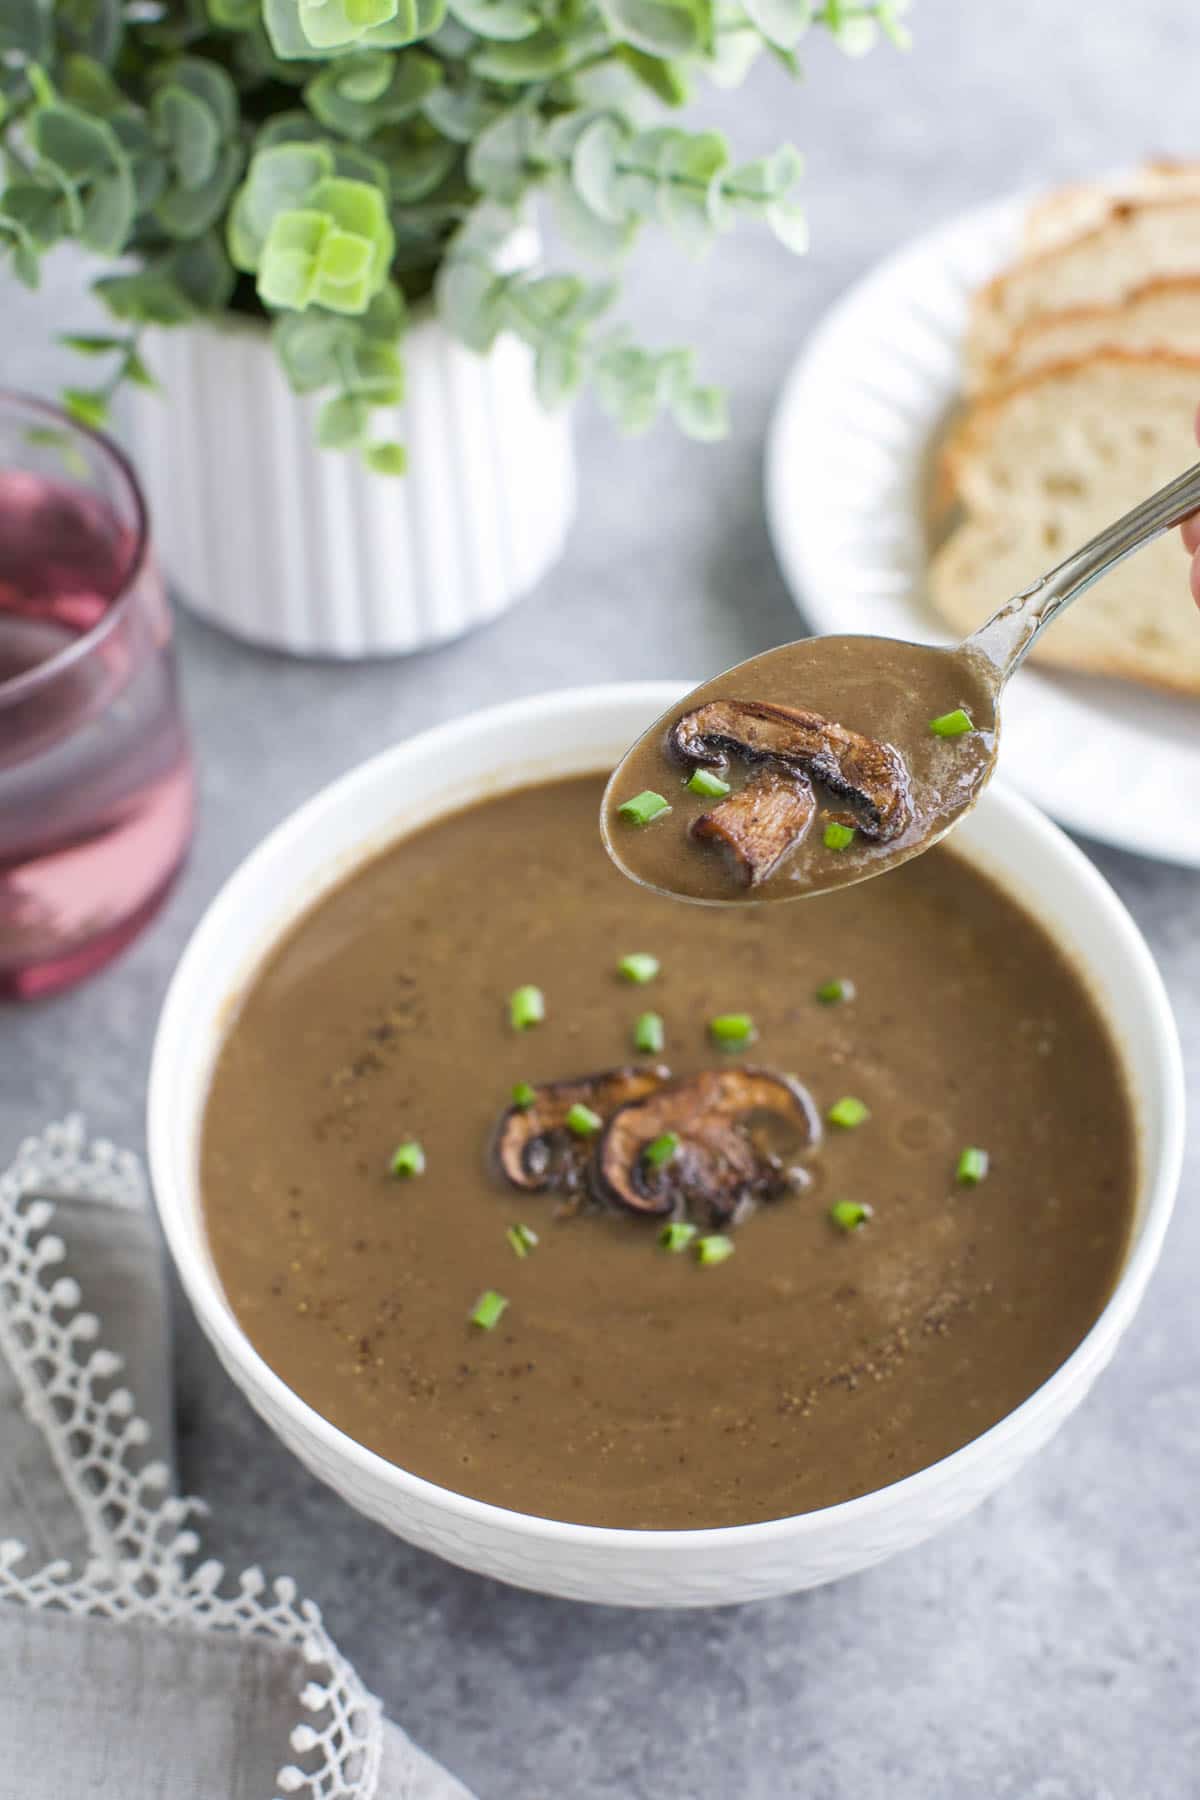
[{"left": 3, "top": 2, "right": 1199, "bottom": 1794}]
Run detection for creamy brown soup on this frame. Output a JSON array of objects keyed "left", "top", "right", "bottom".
[
  {"left": 202, "top": 774, "right": 1135, "bottom": 1530},
  {"left": 603, "top": 637, "right": 998, "bottom": 902}
]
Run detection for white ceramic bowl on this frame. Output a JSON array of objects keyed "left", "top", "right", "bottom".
[{"left": 149, "top": 684, "right": 1185, "bottom": 1607}]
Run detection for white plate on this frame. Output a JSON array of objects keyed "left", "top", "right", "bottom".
[{"left": 765, "top": 194, "right": 1200, "bottom": 868}]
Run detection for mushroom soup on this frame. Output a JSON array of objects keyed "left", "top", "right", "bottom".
[
  {"left": 201, "top": 773, "right": 1136, "bottom": 1529},
  {"left": 603, "top": 637, "right": 998, "bottom": 902}
]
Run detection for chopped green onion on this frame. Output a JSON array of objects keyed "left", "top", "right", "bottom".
[
  {"left": 687, "top": 768, "right": 732, "bottom": 799},
  {"left": 696, "top": 1233, "right": 735, "bottom": 1266},
  {"left": 618, "top": 789, "right": 671, "bottom": 826},
  {"left": 708, "top": 1012, "right": 756, "bottom": 1050},
  {"left": 470, "top": 1289, "right": 509, "bottom": 1331},
  {"left": 618, "top": 952, "right": 660, "bottom": 985},
  {"left": 823, "top": 821, "right": 856, "bottom": 852},
  {"left": 815, "top": 978, "right": 855, "bottom": 1006},
  {"left": 827, "top": 1095, "right": 870, "bottom": 1129},
  {"left": 634, "top": 1011, "right": 665, "bottom": 1055},
  {"left": 643, "top": 1130, "right": 680, "bottom": 1171},
  {"left": 506, "top": 1223, "right": 539, "bottom": 1259},
  {"left": 511, "top": 1080, "right": 536, "bottom": 1110},
  {"left": 830, "top": 1200, "right": 873, "bottom": 1232},
  {"left": 930, "top": 708, "right": 974, "bottom": 738},
  {"left": 509, "top": 985, "right": 545, "bottom": 1031},
  {"left": 659, "top": 1220, "right": 697, "bottom": 1253},
  {"left": 565, "top": 1102, "right": 602, "bottom": 1138},
  {"left": 389, "top": 1140, "right": 425, "bottom": 1179},
  {"left": 956, "top": 1145, "right": 990, "bottom": 1186}
]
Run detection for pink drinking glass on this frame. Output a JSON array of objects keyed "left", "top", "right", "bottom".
[{"left": 0, "top": 392, "right": 195, "bottom": 999}]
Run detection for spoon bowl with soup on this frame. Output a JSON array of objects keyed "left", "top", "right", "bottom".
[{"left": 604, "top": 459, "right": 1200, "bottom": 903}]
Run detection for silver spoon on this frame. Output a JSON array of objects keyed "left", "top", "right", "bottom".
[{"left": 603, "top": 459, "right": 1200, "bottom": 906}]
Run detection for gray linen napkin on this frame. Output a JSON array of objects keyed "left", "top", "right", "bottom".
[{"left": 0, "top": 1119, "right": 474, "bottom": 1800}]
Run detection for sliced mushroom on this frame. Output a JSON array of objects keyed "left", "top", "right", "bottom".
[
  {"left": 671, "top": 698, "right": 912, "bottom": 842},
  {"left": 496, "top": 1065, "right": 670, "bottom": 1193},
  {"left": 691, "top": 768, "right": 817, "bottom": 887},
  {"left": 596, "top": 1067, "right": 821, "bottom": 1224}
]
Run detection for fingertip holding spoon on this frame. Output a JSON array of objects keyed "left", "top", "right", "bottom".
[{"left": 603, "top": 459, "right": 1200, "bottom": 905}]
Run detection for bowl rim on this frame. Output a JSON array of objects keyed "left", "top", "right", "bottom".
[{"left": 149, "top": 680, "right": 1186, "bottom": 1553}]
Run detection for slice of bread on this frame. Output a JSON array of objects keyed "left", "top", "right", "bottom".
[
  {"left": 994, "top": 275, "right": 1200, "bottom": 384},
  {"left": 965, "top": 196, "right": 1200, "bottom": 388},
  {"left": 929, "top": 349, "right": 1200, "bottom": 695},
  {"left": 1023, "top": 161, "right": 1200, "bottom": 256}
]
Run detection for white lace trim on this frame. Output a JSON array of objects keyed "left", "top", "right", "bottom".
[{"left": 0, "top": 1117, "right": 383, "bottom": 1800}]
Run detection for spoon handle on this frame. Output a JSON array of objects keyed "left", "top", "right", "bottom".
[{"left": 968, "top": 457, "right": 1200, "bottom": 678}]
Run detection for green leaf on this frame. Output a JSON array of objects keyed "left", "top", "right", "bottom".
[
  {"left": 155, "top": 142, "right": 243, "bottom": 237},
  {"left": 94, "top": 233, "right": 234, "bottom": 323},
  {"left": 227, "top": 141, "right": 333, "bottom": 269},
  {"left": 305, "top": 50, "right": 442, "bottom": 139},
  {"left": 258, "top": 176, "right": 395, "bottom": 312},
  {"left": 615, "top": 45, "right": 690, "bottom": 104},
  {"left": 317, "top": 392, "right": 371, "bottom": 447},
  {"left": 672, "top": 379, "right": 726, "bottom": 438},
  {"left": 706, "top": 19, "right": 761, "bottom": 84},
  {"left": 110, "top": 112, "right": 168, "bottom": 211},
  {"left": 597, "top": 0, "right": 711, "bottom": 57},
  {"left": 62, "top": 386, "right": 110, "bottom": 431},
  {"left": 422, "top": 81, "right": 502, "bottom": 143},
  {"left": 548, "top": 168, "right": 636, "bottom": 261},
  {"left": 28, "top": 103, "right": 135, "bottom": 254},
  {"left": 466, "top": 105, "right": 541, "bottom": 205},
  {"left": 374, "top": 124, "right": 457, "bottom": 202},
  {"left": 766, "top": 194, "right": 807, "bottom": 252},
  {"left": 470, "top": 30, "right": 585, "bottom": 82},
  {"left": 742, "top": 0, "right": 810, "bottom": 48},
  {"left": 55, "top": 0, "right": 123, "bottom": 64},
  {"left": 123, "top": 347, "right": 160, "bottom": 390},
  {"left": 0, "top": 180, "right": 69, "bottom": 250},
  {"left": 60, "top": 54, "right": 127, "bottom": 117},
  {"left": 592, "top": 344, "right": 663, "bottom": 434},
  {"left": 160, "top": 56, "right": 241, "bottom": 136},
  {"left": 364, "top": 439, "right": 407, "bottom": 475},
  {"left": 657, "top": 128, "right": 728, "bottom": 247},
  {"left": 570, "top": 115, "right": 628, "bottom": 224},
  {"left": 448, "top": 0, "right": 541, "bottom": 39},
  {"left": 435, "top": 253, "right": 506, "bottom": 351},
  {"left": 59, "top": 332, "right": 127, "bottom": 355},
  {"left": 264, "top": 0, "right": 446, "bottom": 57},
  {"left": 725, "top": 142, "right": 803, "bottom": 203},
  {"left": 153, "top": 85, "right": 222, "bottom": 190},
  {"left": 533, "top": 337, "right": 584, "bottom": 408}
]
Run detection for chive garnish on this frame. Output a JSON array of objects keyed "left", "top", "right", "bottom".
[
  {"left": 696, "top": 1233, "right": 735, "bottom": 1266},
  {"left": 830, "top": 1200, "right": 873, "bottom": 1232},
  {"left": 634, "top": 1011, "right": 665, "bottom": 1055},
  {"left": 470, "top": 1289, "right": 509, "bottom": 1330},
  {"left": 687, "top": 768, "right": 731, "bottom": 799},
  {"left": 956, "top": 1145, "right": 990, "bottom": 1185},
  {"left": 511, "top": 1080, "right": 536, "bottom": 1109},
  {"left": 509, "top": 985, "right": 545, "bottom": 1031},
  {"left": 389, "top": 1140, "right": 425, "bottom": 1179},
  {"left": 827, "top": 1095, "right": 870, "bottom": 1129},
  {"left": 643, "top": 1130, "right": 680, "bottom": 1171},
  {"left": 506, "top": 1222, "right": 539, "bottom": 1258},
  {"left": 618, "top": 952, "right": 660, "bottom": 985},
  {"left": 708, "top": 1012, "right": 756, "bottom": 1050},
  {"left": 823, "top": 821, "right": 856, "bottom": 851},
  {"left": 618, "top": 790, "right": 672, "bottom": 826},
  {"left": 815, "top": 978, "right": 855, "bottom": 1005},
  {"left": 930, "top": 708, "right": 974, "bottom": 738},
  {"left": 565, "top": 1102, "right": 602, "bottom": 1137},
  {"left": 659, "top": 1220, "right": 697, "bottom": 1252}
]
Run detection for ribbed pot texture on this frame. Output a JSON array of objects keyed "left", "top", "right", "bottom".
[{"left": 121, "top": 310, "right": 575, "bottom": 658}]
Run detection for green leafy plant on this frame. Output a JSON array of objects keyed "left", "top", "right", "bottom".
[{"left": 0, "top": 0, "right": 910, "bottom": 467}]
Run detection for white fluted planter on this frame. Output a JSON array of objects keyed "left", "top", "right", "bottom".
[{"left": 122, "top": 308, "right": 575, "bottom": 658}]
